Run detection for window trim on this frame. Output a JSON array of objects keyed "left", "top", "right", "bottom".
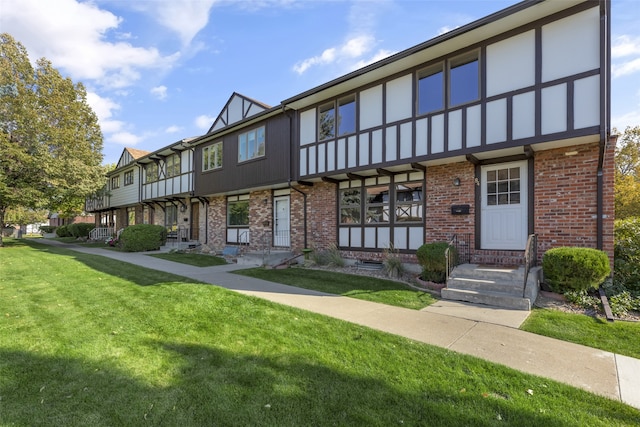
[
  {"left": 123, "top": 170, "right": 134, "bottom": 186},
  {"left": 318, "top": 94, "right": 357, "bottom": 141},
  {"left": 448, "top": 50, "right": 480, "bottom": 107},
  {"left": 203, "top": 141, "right": 223, "bottom": 171},
  {"left": 417, "top": 62, "right": 445, "bottom": 115},
  {"left": 144, "top": 163, "right": 158, "bottom": 183},
  {"left": 110, "top": 175, "right": 120, "bottom": 189},
  {"left": 238, "top": 126, "right": 265, "bottom": 163},
  {"left": 166, "top": 153, "right": 181, "bottom": 178},
  {"left": 227, "top": 197, "right": 250, "bottom": 227}
]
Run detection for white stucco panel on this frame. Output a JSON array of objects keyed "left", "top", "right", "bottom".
[
  {"left": 360, "top": 85, "right": 383, "bottom": 130},
  {"left": 486, "top": 99, "right": 507, "bottom": 144},
  {"left": 386, "top": 126, "right": 397, "bottom": 162},
  {"left": 359, "top": 134, "right": 369, "bottom": 166},
  {"left": 431, "top": 114, "right": 444, "bottom": 154},
  {"left": 541, "top": 84, "right": 567, "bottom": 134},
  {"left": 300, "top": 109, "right": 316, "bottom": 146},
  {"left": 348, "top": 136, "right": 357, "bottom": 168},
  {"left": 386, "top": 74, "right": 413, "bottom": 123},
  {"left": 317, "top": 143, "right": 326, "bottom": 174},
  {"left": 400, "top": 122, "right": 413, "bottom": 159},
  {"left": 542, "top": 7, "right": 600, "bottom": 83},
  {"left": 448, "top": 109, "right": 462, "bottom": 151},
  {"left": 371, "top": 130, "right": 383, "bottom": 164},
  {"left": 299, "top": 148, "right": 307, "bottom": 176},
  {"left": 574, "top": 75, "right": 600, "bottom": 129},
  {"left": 327, "top": 140, "right": 336, "bottom": 171},
  {"left": 415, "top": 118, "right": 428, "bottom": 156},
  {"left": 227, "top": 96, "right": 243, "bottom": 124},
  {"left": 486, "top": 30, "right": 535, "bottom": 96},
  {"left": 512, "top": 91, "right": 536, "bottom": 140},
  {"left": 466, "top": 105, "right": 481, "bottom": 148}
]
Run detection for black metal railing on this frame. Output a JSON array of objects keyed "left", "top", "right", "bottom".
[
  {"left": 445, "top": 233, "right": 472, "bottom": 281},
  {"left": 522, "top": 234, "right": 538, "bottom": 298}
]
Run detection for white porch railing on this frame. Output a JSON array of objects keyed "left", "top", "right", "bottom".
[{"left": 90, "top": 227, "right": 114, "bottom": 241}]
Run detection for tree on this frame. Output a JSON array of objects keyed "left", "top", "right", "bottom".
[
  {"left": 0, "top": 33, "right": 104, "bottom": 246},
  {"left": 614, "top": 126, "right": 640, "bottom": 220}
]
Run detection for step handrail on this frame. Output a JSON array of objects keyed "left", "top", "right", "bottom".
[
  {"left": 522, "top": 233, "right": 537, "bottom": 298},
  {"left": 445, "top": 234, "right": 457, "bottom": 282}
]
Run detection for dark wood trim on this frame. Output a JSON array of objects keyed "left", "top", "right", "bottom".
[
  {"left": 410, "top": 162, "right": 426, "bottom": 172},
  {"left": 376, "top": 168, "right": 394, "bottom": 176},
  {"left": 296, "top": 180, "right": 314, "bottom": 187},
  {"left": 322, "top": 177, "right": 341, "bottom": 184}
]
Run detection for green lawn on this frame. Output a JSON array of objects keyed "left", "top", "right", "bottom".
[
  {"left": 234, "top": 266, "right": 436, "bottom": 310},
  {"left": 1, "top": 239, "right": 638, "bottom": 425},
  {"left": 149, "top": 252, "right": 228, "bottom": 267},
  {"left": 521, "top": 309, "right": 640, "bottom": 359}
]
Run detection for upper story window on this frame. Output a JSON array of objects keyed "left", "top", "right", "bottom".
[
  {"left": 203, "top": 142, "right": 223, "bottom": 171},
  {"left": 238, "top": 127, "right": 265, "bottom": 163},
  {"left": 166, "top": 154, "right": 181, "bottom": 177},
  {"left": 145, "top": 163, "right": 158, "bottom": 183},
  {"left": 110, "top": 175, "right": 120, "bottom": 189},
  {"left": 124, "top": 170, "right": 134, "bottom": 186},
  {"left": 449, "top": 51, "right": 479, "bottom": 106},
  {"left": 418, "top": 64, "right": 444, "bottom": 115},
  {"left": 319, "top": 95, "right": 356, "bottom": 141}
]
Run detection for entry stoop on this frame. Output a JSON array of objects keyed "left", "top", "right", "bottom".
[{"left": 441, "top": 264, "right": 540, "bottom": 311}]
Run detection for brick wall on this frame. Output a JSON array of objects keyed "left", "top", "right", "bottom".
[
  {"left": 207, "top": 195, "right": 227, "bottom": 251},
  {"left": 249, "top": 190, "right": 272, "bottom": 250},
  {"left": 296, "top": 182, "right": 337, "bottom": 252},
  {"left": 534, "top": 141, "right": 615, "bottom": 264},
  {"left": 425, "top": 162, "right": 475, "bottom": 244}
]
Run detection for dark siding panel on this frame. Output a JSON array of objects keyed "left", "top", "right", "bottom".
[{"left": 195, "top": 113, "right": 291, "bottom": 196}]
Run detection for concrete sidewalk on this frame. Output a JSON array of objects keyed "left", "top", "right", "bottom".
[{"left": 35, "top": 239, "right": 640, "bottom": 410}]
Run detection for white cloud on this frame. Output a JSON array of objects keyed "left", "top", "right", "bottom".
[
  {"left": 351, "top": 49, "right": 396, "bottom": 71},
  {"left": 195, "top": 115, "right": 216, "bottom": 130},
  {"left": 438, "top": 25, "right": 459, "bottom": 36},
  {"left": 151, "top": 86, "right": 168, "bottom": 100},
  {"left": 85, "top": 92, "right": 125, "bottom": 134},
  {"left": 139, "top": 0, "right": 218, "bottom": 46},
  {"left": 0, "top": 0, "right": 180, "bottom": 89},
  {"left": 108, "top": 132, "right": 144, "bottom": 146},
  {"left": 612, "top": 109, "right": 640, "bottom": 133},
  {"left": 613, "top": 58, "right": 640, "bottom": 78},
  {"left": 612, "top": 35, "right": 640, "bottom": 58},
  {"left": 293, "top": 35, "right": 376, "bottom": 75},
  {"left": 165, "top": 125, "right": 182, "bottom": 134}
]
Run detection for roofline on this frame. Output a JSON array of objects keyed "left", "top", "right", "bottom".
[{"left": 281, "top": 0, "right": 546, "bottom": 106}]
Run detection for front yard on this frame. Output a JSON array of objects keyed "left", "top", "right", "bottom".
[{"left": 1, "top": 239, "right": 638, "bottom": 425}]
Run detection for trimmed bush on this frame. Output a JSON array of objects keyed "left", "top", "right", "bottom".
[
  {"left": 67, "top": 223, "right": 95, "bottom": 238},
  {"left": 39, "top": 225, "right": 57, "bottom": 234},
  {"left": 542, "top": 247, "right": 610, "bottom": 293},
  {"left": 56, "top": 225, "right": 72, "bottom": 237},
  {"left": 119, "top": 224, "right": 167, "bottom": 252},
  {"left": 416, "top": 242, "right": 457, "bottom": 283}
]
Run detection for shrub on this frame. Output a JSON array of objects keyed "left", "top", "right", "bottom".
[
  {"left": 39, "top": 225, "right": 56, "bottom": 234},
  {"left": 614, "top": 217, "right": 640, "bottom": 293},
  {"left": 310, "top": 244, "right": 345, "bottom": 267},
  {"left": 416, "top": 242, "right": 457, "bottom": 284},
  {"left": 67, "top": 223, "right": 95, "bottom": 238},
  {"left": 542, "top": 247, "right": 610, "bottom": 293},
  {"left": 383, "top": 245, "right": 405, "bottom": 279},
  {"left": 56, "top": 225, "right": 72, "bottom": 237},
  {"left": 119, "top": 224, "right": 167, "bottom": 252}
]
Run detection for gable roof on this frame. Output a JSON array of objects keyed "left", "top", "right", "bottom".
[
  {"left": 208, "top": 92, "right": 271, "bottom": 133},
  {"left": 116, "top": 147, "right": 151, "bottom": 170}
]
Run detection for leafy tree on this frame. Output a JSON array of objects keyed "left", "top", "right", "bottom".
[
  {"left": 3, "top": 206, "right": 48, "bottom": 228},
  {"left": 0, "top": 33, "right": 104, "bottom": 246},
  {"left": 614, "top": 126, "right": 640, "bottom": 220}
]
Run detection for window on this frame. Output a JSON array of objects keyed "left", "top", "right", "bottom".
[
  {"left": 449, "top": 52, "right": 479, "bottom": 106},
  {"left": 166, "top": 154, "right": 181, "bottom": 177},
  {"left": 145, "top": 163, "right": 158, "bottom": 183},
  {"left": 338, "top": 96, "right": 356, "bottom": 136},
  {"left": 418, "top": 64, "right": 444, "bottom": 114},
  {"left": 227, "top": 200, "right": 249, "bottom": 226},
  {"left": 110, "top": 175, "right": 120, "bottom": 189},
  {"left": 395, "top": 182, "right": 423, "bottom": 222},
  {"left": 365, "top": 185, "right": 390, "bottom": 223},
  {"left": 124, "top": 170, "right": 134, "bottom": 186},
  {"left": 238, "top": 127, "right": 265, "bottom": 162},
  {"left": 127, "top": 207, "right": 136, "bottom": 226},
  {"left": 319, "top": 95, "right": 356, "bottom": 141},
  {"left": 339, "top": 188, "right": 361, "bottom": 224},
  {"left": 486, "top": 167, "right": 520, "bottom": 205},
  {"left": 203, "top": 142, "right": 223, "bottom": 171},
  {"left": 165, "top": 204, "right": 178, "bottom": 232},
  {"left": 143, "top": 206, "right": 152, "bottom": 224}
]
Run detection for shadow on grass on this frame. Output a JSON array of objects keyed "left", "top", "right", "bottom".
[
  {"left": 1, "top": 342, "right": 625, "bottom": 427},
  {"left": 20, "top": 239, "right": 201, "bottom": 287}
]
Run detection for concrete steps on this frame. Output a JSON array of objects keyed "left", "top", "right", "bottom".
[{"left": 442, "top": 264, "right": 541, "bottom": 311}]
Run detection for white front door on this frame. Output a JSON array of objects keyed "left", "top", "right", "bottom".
[
  {"left": 481, "top": 161, "right": 528, "bottom": 250},
  {"left": 273, "top": 196, "right": 290, "bottom": 247}
]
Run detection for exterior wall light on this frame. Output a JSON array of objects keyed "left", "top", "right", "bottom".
[{"left": 453, "top": 177, "right": 461, "bottom": 186}]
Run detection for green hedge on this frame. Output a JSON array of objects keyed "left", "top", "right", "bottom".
[
  {"left": 542, "top": 247, "right": 610, "bottom": 293},
  {"left": 119, "top": 224, "right": 167, "bottom": 252},
  {"left": 67, "top": 223, "right": 95, "bottom": 238},
  {"left": 39, "top": 225, "right": 57, "bottom": 234},
  {"left": 614, "top": 217, "right": 640, "bottom": 293},
  {"left": 416, "top": 242, "right": 457, "bottom": 283},
  {"left": 56, "top": 225, "right": 72, "bottom": 237}
]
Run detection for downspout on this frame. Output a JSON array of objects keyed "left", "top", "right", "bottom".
[
  {"left": 283, "top": 103, "right": 309, "bottom": 249},
  {"left": 597, "top": 0, "right": 611, "bottom": 251}
]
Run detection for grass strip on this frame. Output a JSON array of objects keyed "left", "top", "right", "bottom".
[
  {"left": 0, "top": 239, "right": 638, "bottom": 425},
  {"left": 234, "top": 266, "right": 436, "bottom": 310},
  {"left": 521, "top": 308, "right": 640, "bottom": 359}
]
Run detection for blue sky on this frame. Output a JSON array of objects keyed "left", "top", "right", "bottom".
[{"left": 2, "top": 0, "right": 639, "bottom": 165}]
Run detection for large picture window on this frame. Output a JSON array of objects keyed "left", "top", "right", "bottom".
[
  {"left": 339, "top": 188, "right": 361, "bottom": 224},
  {"left": 319, "top": 95, "right": 356, "bottom": 141},
  {"left": 227, "top": 200, "right": 249, "bottom": 226},
  {"left": 449, "top": 52, "right": 479, "bottom": 106},
  {"left": 395, "top": 181, "right": 423, "bottom": 222},
  {"left": 238, "top": 127, "right": 265, "bottom": 162},
  {"left": 145, "top": 163, "right": 158, "bottom": 183},
  {"left": 365, "top": 185, "right": 390, "bottom": 223},
  {"left": 203, "top": 142, "right": 223, "bottom": 171},
  {"left": 166, "top": 154, "right": 181, "bottom": 177}
]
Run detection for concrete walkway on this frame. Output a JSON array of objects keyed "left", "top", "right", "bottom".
[{"left": 34, "top": 239, "right": 640, "bottom": 410}]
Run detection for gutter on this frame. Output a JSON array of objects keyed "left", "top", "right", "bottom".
[{"left": 596, "top": 0, "right": 611, "bottom": 251}]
